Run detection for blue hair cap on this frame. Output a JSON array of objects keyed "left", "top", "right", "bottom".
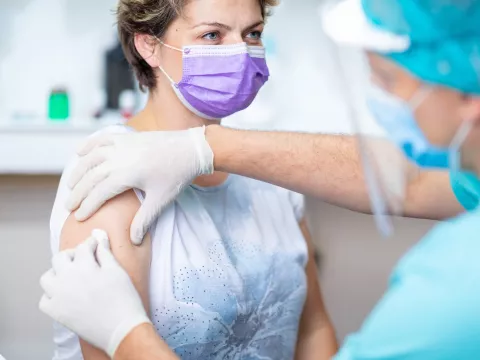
[{"left": 362, "top": 0, "right": 480, "bottom": 94}]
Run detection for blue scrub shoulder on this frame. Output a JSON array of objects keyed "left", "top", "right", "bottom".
[
  {"left": 335, "top": 208, "right": 480, "bottom": 360},
  {"left": 394, "top": 207, "right": 480, "bottom": 283}
]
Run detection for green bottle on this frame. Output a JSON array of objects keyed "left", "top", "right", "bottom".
[{"left": 48, "top": 88, "right": 70, "bottom": 121}]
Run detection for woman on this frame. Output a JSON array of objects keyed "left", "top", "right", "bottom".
[{"left": 49, "top": 0, "right": 337, "bottom": 359}]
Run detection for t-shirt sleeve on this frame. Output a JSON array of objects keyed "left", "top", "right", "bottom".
[
  {"left": 49, "top": 154, "right": 79, "bottom": 254},
  {"left": 335, "top": 218, "right": 480, "bottom": 360},
  {"left": 49, "top": 124, "right": 137, "bottom": 254},
  {"left": 48, "top": 125, "right": 145, "bottom": 360},
  {"left": 287, "top": 191, "right": 305, "bottom": 222}
]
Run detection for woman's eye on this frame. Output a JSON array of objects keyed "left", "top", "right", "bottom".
[
  {"left": 246, "top": 31, "right": 262, "bottom": 40},
  {"left": 203, "top": 32, "right": 220, "bottom": 41}
]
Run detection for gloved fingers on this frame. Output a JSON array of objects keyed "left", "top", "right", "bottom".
[
  {"left": 76, "top": 133, "right": 116, "bottom": 156},
  {"left": 68, "top": 146, "right": 112, "bottom": 191},
  {"left": 91, "top": 229, "right": 110, "bottom": 249},
  {"left": 130, "top": 195, "right": 166, "bottom": 245},
  {"left": 66, "top": 164, "right": 110, "bottom": 212},
  {"left": 75, "top": 236, "right": 100, "bottom": 267},
  {"left": 51, "top": 249, "right": 75, "bottom": 273},
  {"left": 39, "top": 293, "right": 55, "bottom": 318},
  {"left": 74, "top": 178, "right": 129, "bottom": 221},
  {"left": 91, "top": 229, "right": 115, "bottom": 267},
  {"left": 188, "top": 126, "right": 215, "bottom": 175},
  {"left": 95, "top": 237, "right": 119, "bottom": 268},
  {"left": 39, "top": 268, "right": 56, "bottom": 298},
  {"left": 92, "top": 229, "right": 111, "bottom": 258}
]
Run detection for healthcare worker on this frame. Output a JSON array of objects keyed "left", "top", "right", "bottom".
[{"left": 40, "top": 0, "right": 480, "bottom": 358}]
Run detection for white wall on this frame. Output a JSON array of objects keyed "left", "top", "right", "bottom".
[
  {"left": 0, "top": 0, "right": 118, "bottom": 122},
  {"left": 1, "top": 0, "right": 380, "bottom": 135},
  {"left": 0, "top": 176, "right": 57, "bottom": 359},
  {"left": 226, "top": 0, "right": 357, "bottom": 133}
]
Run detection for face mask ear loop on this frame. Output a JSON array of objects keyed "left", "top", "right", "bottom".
[
  {"left": 158, "top": 64, "right": 176, "bottom": 85},
  {"left": 152, "top": 35, "right": 182, "bottom": 85},
  {"left": 152, "top": 35, "right": 183, "bottom": 52},
  {"left": 409, "top": 86, "right": 432, "bottom": 111},
  {"left": 449, "top": 119, "right": 475, "bottom": 173}
]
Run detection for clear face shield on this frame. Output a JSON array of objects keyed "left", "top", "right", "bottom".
[
  {"left": 341, "top": 56, "right": 423, "bottom": 236},
  {"left": 322, "top": 0, "right": 480, "bottom": 236},
  {"left": 337, "top": 52, "right": 480, "bottom": 236}
]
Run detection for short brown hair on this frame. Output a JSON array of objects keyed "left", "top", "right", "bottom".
[{"left": 117, "top": 0, "right": 278, "bottom": 91}]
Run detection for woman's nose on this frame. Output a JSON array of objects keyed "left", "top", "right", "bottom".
[{"left": 222, "top": 33, "right": 245, "bottom": 45}]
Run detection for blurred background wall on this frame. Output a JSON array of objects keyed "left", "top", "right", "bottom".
[{"left": 0, "top": 0, "right": 435, "bottom": 358}]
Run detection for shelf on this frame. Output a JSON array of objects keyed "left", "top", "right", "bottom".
[
  {"left": 0, "top": 122, "right": 107, "bottom": 175},
  {"left": 0, "top": 121, "right": 104, "bottom": 133}
]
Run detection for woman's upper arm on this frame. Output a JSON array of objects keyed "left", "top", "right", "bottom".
[
  {"left": 299, "top": 220, "right": 330, "bottom": 327},
  {"left": 295, "top": 220, "right": 338, "bottom": 360},
  {"left": 60, "top": 190, "right": 152, "bottom": 359}
]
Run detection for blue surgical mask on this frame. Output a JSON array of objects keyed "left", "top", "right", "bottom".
[
  {"left": 367, "top": 84, "right": 450, "bottom": 169},
  {"left": 451, "top": 170, "right": 480, "bottom": 211}
]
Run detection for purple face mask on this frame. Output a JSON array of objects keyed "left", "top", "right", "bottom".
[{"left": 157, "top": 40, "right": 269, "bottom": 120}]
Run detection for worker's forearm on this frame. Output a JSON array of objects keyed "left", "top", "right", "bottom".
[
  {"left": 114, "top": 324, "right": 178, "bottom": 360},
  {"left": 206, "top": 125, "right": 372, "bottom": 214},
  {"left": 206, "top": 125, "right": 462, "bottom": 220}
]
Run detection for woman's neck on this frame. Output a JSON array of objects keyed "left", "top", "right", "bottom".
[
  {"left": 127, "top": 85, "right": 228, "bottom": 187},
  {"left": 128, "top": 84, "right": 211, "bottom": 130}
]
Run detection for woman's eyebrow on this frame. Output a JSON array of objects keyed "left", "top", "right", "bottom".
[
  {"left": 190, "top": 20, "right": 265, "bottom": 32},
  {"left": 243, "top": 20, "right": 265, "bottom": 32},
  {"left": 191, "top": 22, "right": 232, "bottom": 30}
]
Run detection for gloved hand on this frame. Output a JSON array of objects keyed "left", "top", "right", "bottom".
[
  {"left": 66, "top": 127, "right": 214, "bottom": 245},
  {"left": 39, "top": 230, "right": 151, "bottom": 358}
]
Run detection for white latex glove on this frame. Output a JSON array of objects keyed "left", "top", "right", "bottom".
[
  {"left": 39, "top": 230, "right": 151, "bottom": 358},
  {"left": 66, "top": 126, "right": 214, "bottom": 245}
]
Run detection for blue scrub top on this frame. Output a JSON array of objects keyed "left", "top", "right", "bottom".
[{"left": 335, "top": 205, "right": 480, "bottom": 359}]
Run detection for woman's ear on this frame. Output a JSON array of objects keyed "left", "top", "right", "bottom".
[{"left": 134, "top": 34, "right": 162, "bottom": 68}]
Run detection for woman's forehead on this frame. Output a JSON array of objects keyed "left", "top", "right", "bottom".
[{"left": 183, "top": 0, "right": 263, "bottom": 20}]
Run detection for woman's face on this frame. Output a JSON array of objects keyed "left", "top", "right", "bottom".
[{"left": 155, "top": 0, "right": 265, "bottom": 84}]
